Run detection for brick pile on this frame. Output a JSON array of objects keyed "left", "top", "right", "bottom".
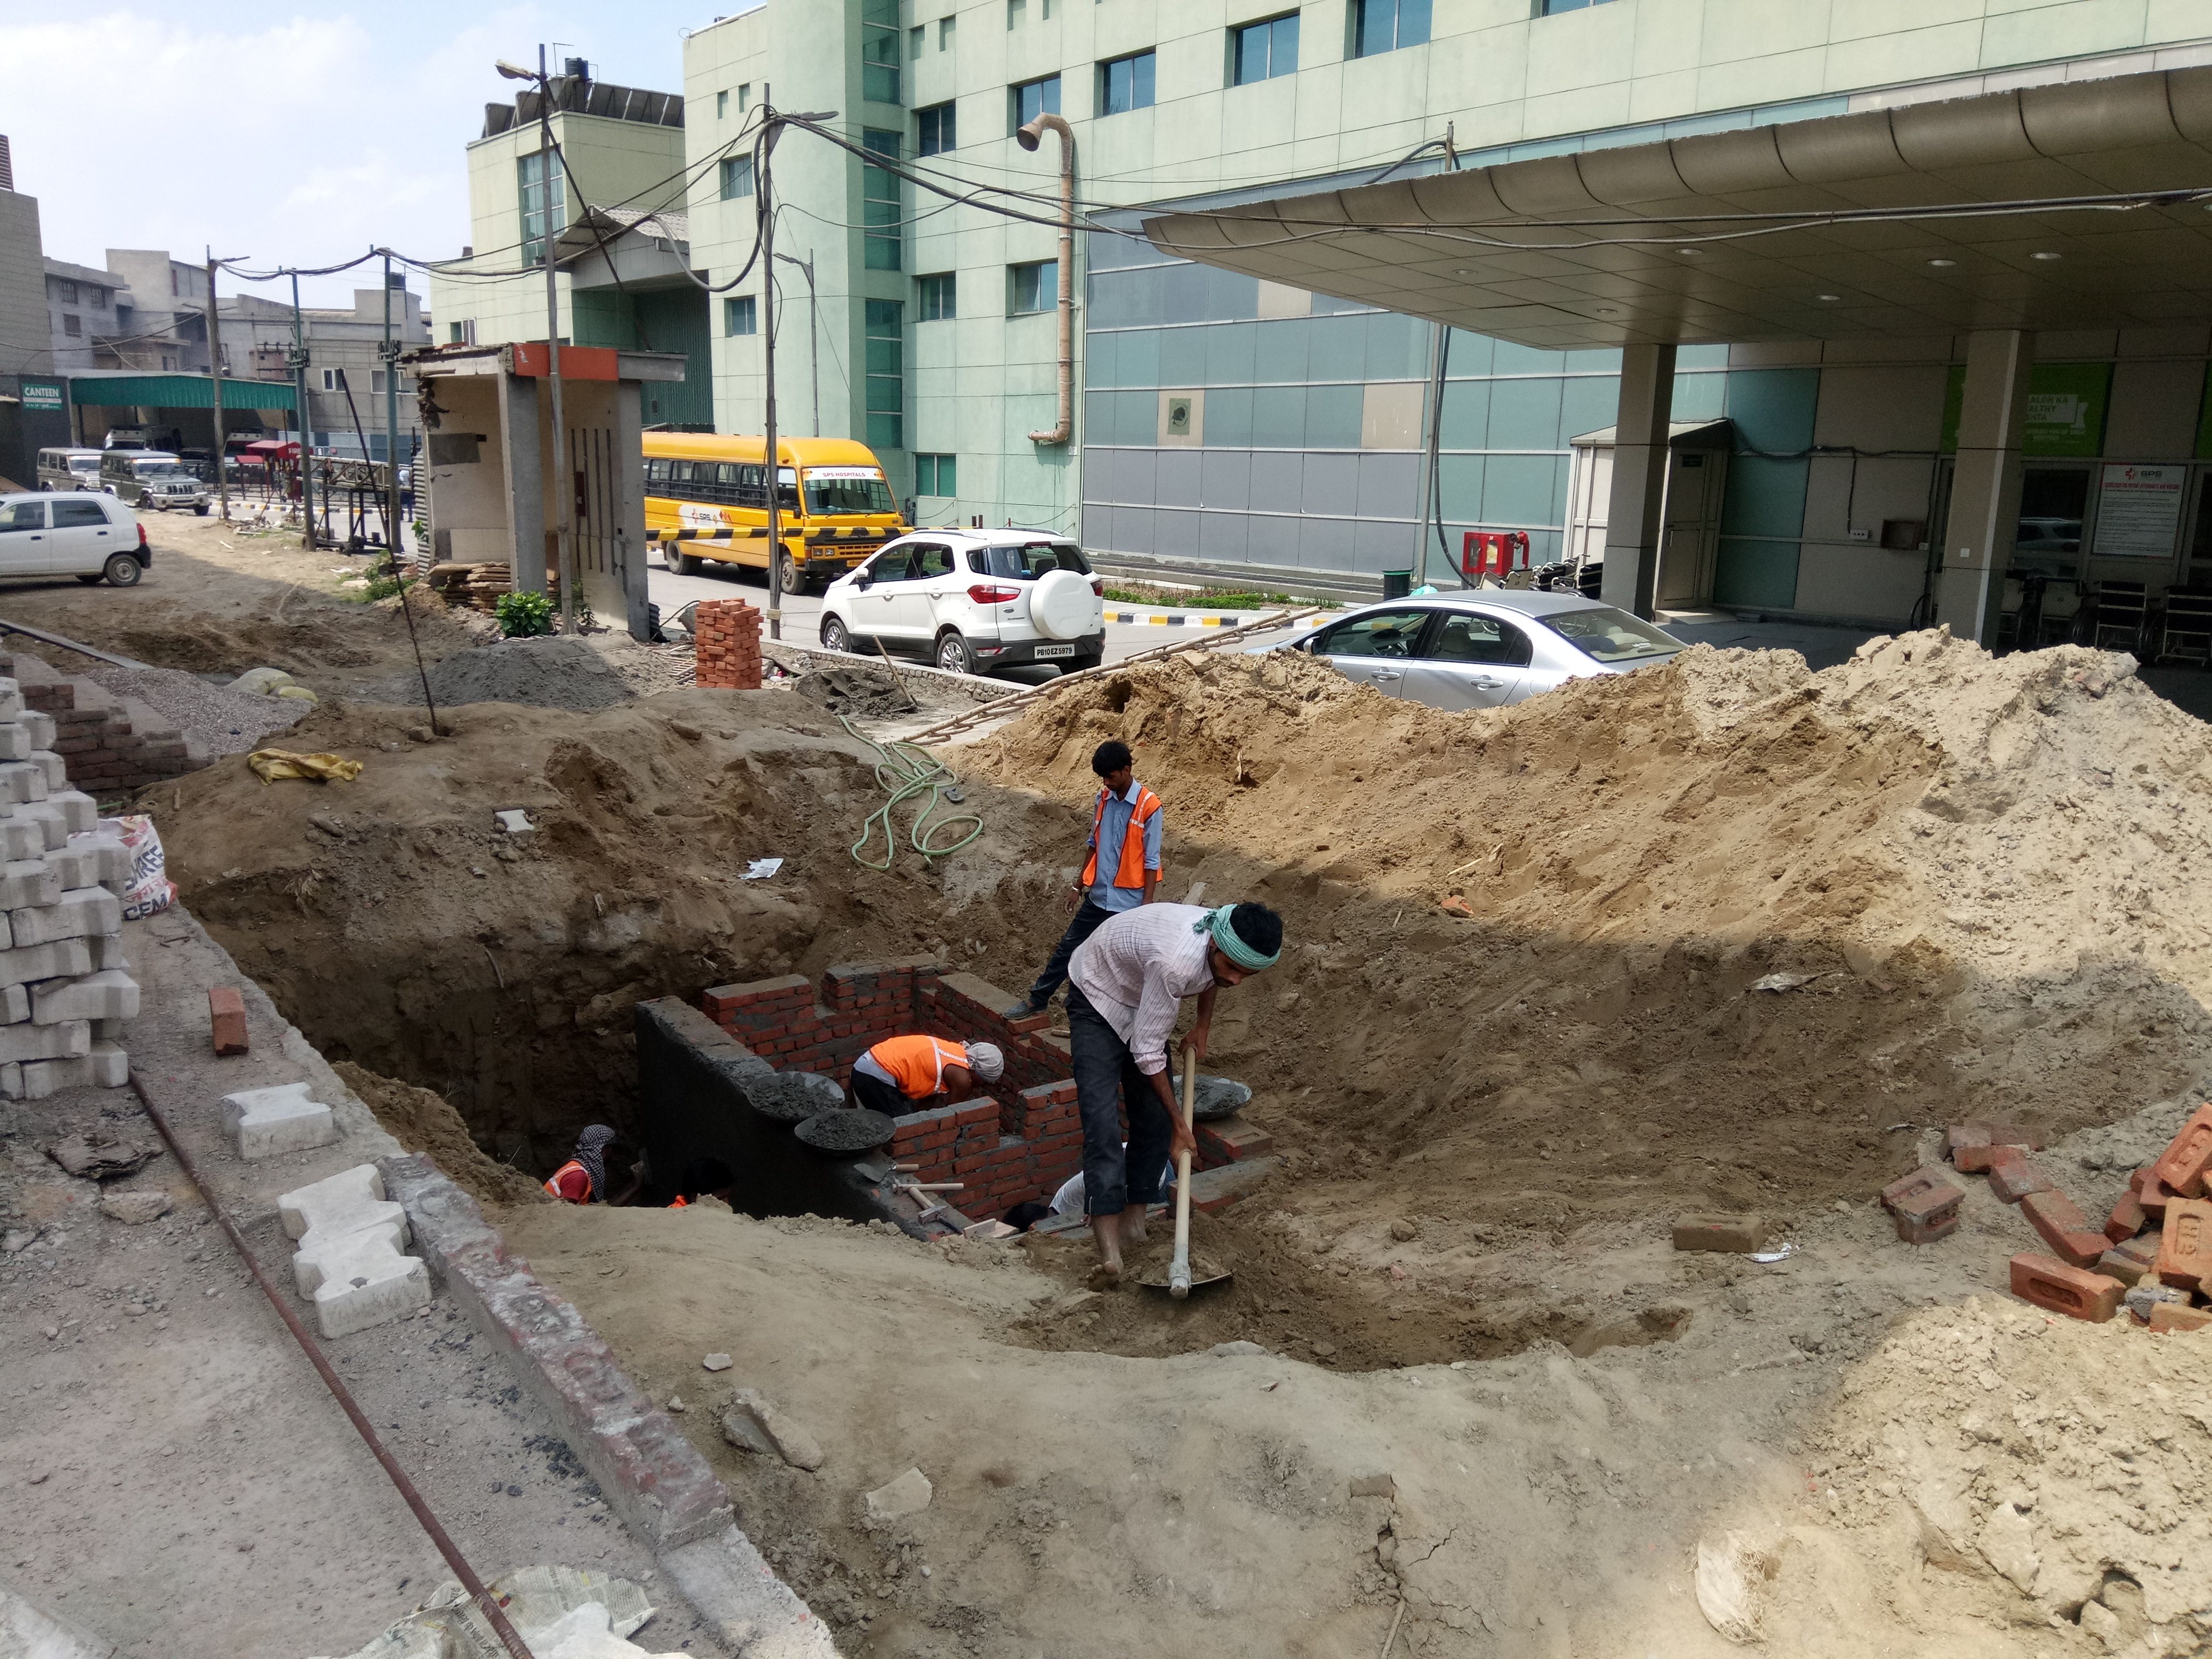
[
  {"left": 0, "top": 652, "right": 206, "bottom": 793},
  {"left": 691, "top": 599, "right": 762, "bottom": 691},
  {"left": 698, "top": 960, "right": 1269, "bottom": 1222},
  {"left": 1888, "top": 1108, "right": 2212, "bottom": 1333},
  {"left": 0, "top": 673, "right": 139, "bottom": 1101}
]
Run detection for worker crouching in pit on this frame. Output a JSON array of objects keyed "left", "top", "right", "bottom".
[
  {"left": 1067, "top": 901, "right": 1282, "bottom": 1288},
  {"left": 544, "top": 1125, "right": 645, "bottom": 1205},
  {"left": 848, "top": 1034, "right": 1006, "bottom": 1119}
]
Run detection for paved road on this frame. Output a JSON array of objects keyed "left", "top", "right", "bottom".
[{"left": 644, "top": 554, "right": 1297, "bottom": 683}]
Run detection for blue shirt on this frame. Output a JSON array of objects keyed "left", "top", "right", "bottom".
[{"left": 1088, "top": 780, "right": 1163, "bottom": 912}]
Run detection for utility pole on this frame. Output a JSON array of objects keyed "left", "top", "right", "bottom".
[
  {"left": 290, "top": 270, "right": 316, "bottom": 550},
  {"left": 774, "top": 249, "right": 819, "bottom": 436},
  {"left": 1412, "top": 319, "right": 1446, "bottom": 590},
  {"left": 204, "top": 253, "right": 231, "bottom": 523},
  {"left": 538, "top": 45, "right": 575, "bottom": 634},
  {"left": 760, "top": 90, "right": 784, "bottom": 642},
  {"left": 381, "top": 253, "right": 403, "bottom": 556}
]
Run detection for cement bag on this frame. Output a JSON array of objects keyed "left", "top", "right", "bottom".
[{"left": 111, "top": 814, "right": 175, "bottom": 921}]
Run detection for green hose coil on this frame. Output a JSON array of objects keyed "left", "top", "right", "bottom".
[{"left": 839, "top": 715, "right": 986, "bottom": 869}]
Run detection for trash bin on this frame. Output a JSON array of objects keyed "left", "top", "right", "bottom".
[{"left": 1381, "top": 570, "right": 1412, "bottom": 600}]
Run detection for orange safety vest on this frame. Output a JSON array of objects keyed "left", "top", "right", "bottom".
[
  {"left": 1079, "top": 784, "right": 1162, "bottom": 891},
  {"left": 867, "top": 1034, "right": 970, "bottom": 1099},
  {"left": 544, "top": 1159, "right": 594, "bottom": 1203}
]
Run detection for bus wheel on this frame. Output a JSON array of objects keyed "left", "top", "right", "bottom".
[
  {"left": 774, "top": 547, "right": 798, "bottom": 593},
  {"left": 666, "top": 549, "right": 697, "bottom": 576}
]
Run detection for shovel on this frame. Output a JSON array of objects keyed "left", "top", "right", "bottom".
[{"left": 1142, "top": 1044, "right": 1231, "bottom": 1297}]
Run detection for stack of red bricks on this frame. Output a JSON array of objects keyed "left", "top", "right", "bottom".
[
  {"left": 698, "top": 960, "right": 1267, "bottom": 1223},
  {"left": 692, "top": 599, "right": 762, "bottom": 691},
  {"left": 0, "top": 652, "right": 205, "bottom": 792},
  {"left": 1882, "top": 1107, "right": 2212, "bottom": 1330}
]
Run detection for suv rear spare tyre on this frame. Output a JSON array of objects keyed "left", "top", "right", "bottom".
[{"left": 1028, "top": 567, "right": 1094, "bottom": 640}]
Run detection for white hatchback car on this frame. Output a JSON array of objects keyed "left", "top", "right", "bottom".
[
  {"left": 818, "top": 529, "right": 1107, "bottom": 676},
  {"left": 0, "top": 492, "right": 152, "bottom": 586}
]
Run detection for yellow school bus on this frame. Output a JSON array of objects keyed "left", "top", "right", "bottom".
[{"left": 642, "top": 433, "right": 907, "bottom": 593}]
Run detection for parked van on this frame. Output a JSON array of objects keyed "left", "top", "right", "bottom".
[
  {"left": 642, "top": 434, "right": 907, "bottom": 593},
  {"left": 35, "top": 448, "right": 102, "bottom": 492},
  {"left": 98, "top": 450, "right": 210, "bottom": 514}
]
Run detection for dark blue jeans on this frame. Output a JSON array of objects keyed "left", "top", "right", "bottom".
[
  {"left": 1024, "top": 899, "right": 1117, "bottom": 1010},
  {"left": 1066, "top": 984, "right": 1175, "bottom": 1217}
]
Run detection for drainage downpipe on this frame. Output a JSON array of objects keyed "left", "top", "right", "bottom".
[{"left": 1018, "top": 114, "right": 1076, "bottom": 447}]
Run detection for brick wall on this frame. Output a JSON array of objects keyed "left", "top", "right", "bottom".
[
  {"left": 692, "top": 599, "right": 761, "bottom": 691},
  {"left": 0, "top": 652, "right": 206, "bottom": 793},
  {"left": 695, "top": 959, "right": 1236, "bottom": 1221}
]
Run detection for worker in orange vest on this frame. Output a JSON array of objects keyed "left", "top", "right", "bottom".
[
  {"left": 848, "top": 1034, "right": 1005, "bottom": 1119},
  {"left": 1004, "top": 740, "right": 1162, "bottom": 1019},
  {"left": 544, "top": 1125, "right": 618, "bottom": 1203}
]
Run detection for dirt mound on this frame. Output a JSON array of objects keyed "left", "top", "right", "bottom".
[
  {"left": 379, "top": 634, "right": 636, "bottom": 713},
  {"left": 156, "top": 690, "right": 1068, "bottom": 1174},
  {"left": 962, "top": 634, "right": 2212, "bottom": 1362},
  {"left": 333, "top": 1060, "right": 548, "bottom": 1207}
]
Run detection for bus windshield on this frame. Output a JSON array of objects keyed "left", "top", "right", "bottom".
[{"left": 804, "top": 474, "right": 895, "bottom": 517}]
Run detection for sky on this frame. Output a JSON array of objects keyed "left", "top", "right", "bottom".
[{"left": 0, "top": 1, "right": 736, "bottom": 313}]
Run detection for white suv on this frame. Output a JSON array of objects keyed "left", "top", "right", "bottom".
[{"left": 818, "top": 530, "right": 1107, "bottom": 676}]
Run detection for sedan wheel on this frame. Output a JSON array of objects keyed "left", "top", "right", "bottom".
[{"left": 820, "top": 614, "right": 851, "bottom": 653}]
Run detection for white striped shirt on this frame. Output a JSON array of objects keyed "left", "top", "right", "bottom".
[{"left": 1069, "top": 902, "right": 1217, "bottom": 1076}]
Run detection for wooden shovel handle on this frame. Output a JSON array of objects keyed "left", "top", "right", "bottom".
[{"left": 1170, "top": 1045, "right": 1196, "bottom": 1298}]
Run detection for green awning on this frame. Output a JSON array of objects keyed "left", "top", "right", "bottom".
[{"left": 68, "top": 374, "right": 297, "bottom": 411}]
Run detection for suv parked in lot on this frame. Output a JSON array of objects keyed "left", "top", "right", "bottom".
[
  {"left": 0, "top": 493, "right": 153, "bottom": 585},
  {"left": 818, "top": 530, "right": 1106, "bottom": 676},
  {"left": 97, "top": 450, "right": 210, "bottom": 514}
]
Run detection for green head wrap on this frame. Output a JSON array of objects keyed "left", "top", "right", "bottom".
[{"left": 1195, "top": 904, "right": 1279, "bottom": 971}]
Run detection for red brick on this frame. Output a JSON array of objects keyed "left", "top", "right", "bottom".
[
  {"left": 2106, "top": 1191, "right": 2149, "bottom": 1243},
  {"left": 1197, "top": 1119, "right": 1275, "bottom": 1162},
  {"left": 2149, "top": 1104, "right": 2212, "bottom": 1199},
  {"left": 2008, "top": 1253, "right": 2125, "bottom": 1322},
  {"left": 2155, "top": 1197, "right": 2212, "bottom": 1292},
  {"left": 1882, "top": 1164, "right": 1963, "bottom": 1222},
  {"left": 2147, "top": 1301, "right": 2211, "bottom": 1334},
  {"left": 2021, "top": 1189, "right": 2107, "bottom": 1267},
  {"left": 2140, "top": 1170, "right": 2175, "bottom": 1217},
  {"left": 208, "top": 985, "right": 248, "bottom": 1056},
  {"left": 1985, "top": 1150, "right": 2052, "bottom": 1204},
  {"left": 1950, "top": 1120, "right": 2039, "bottom": 1173},
  {"left": 1671, "top": 1213, "right": 1769, "bottom": 1253}
]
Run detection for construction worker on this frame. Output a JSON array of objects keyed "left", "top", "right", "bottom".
[
  {"left": 1004, "top": 740, "right": 1162, "bottom": 1019},
  {"left": 544, "top": 1125, "right": 618, "bottom": 1204},
  {"left": 848, "top": 1034, "right": 1006, "bottom": 1119},
  {"left": 1066, "top": 900, "right": 1283, "bottom": 1288}
]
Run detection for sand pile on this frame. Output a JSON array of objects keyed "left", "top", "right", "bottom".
[{"left": 372, "top": 634, "right": 636, "bottom": 714}]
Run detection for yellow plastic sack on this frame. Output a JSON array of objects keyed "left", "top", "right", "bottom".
[{"left": 247, "top": 748, "right": 363, "bottom": 784}]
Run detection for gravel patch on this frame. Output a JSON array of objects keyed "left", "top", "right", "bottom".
[
  {"left": 749, "top": 1071, "right": 847, "bottom": 1124},
  {"left": 794, "top": 1108, "right": 895, "bottom": 1154},
  {"left": 87, "top": 664, "right": 309, "bottom": 757}
]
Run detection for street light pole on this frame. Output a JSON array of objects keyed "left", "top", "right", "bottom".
[
  {"left": 290, "top": 269, "right": 316, "bottom": 550},
  {"left": 760, "top": 90, "right": 785, "bottom": 642},
  {"left": 204, "top": 251, "right": 232, "bottom": 523},
  {"left": 381, "top": 252, "right": 403, "bottom": 556},
  {"left": 500, "top": 48, "right": 575, "bottom": 632}
]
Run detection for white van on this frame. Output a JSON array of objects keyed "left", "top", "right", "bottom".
[
  {"left": 97, "top": 449, "right": 210, "bottom": 514},
  {"left": 0, "top": 493, "right": 152, "bottom": 585},
  {"left": 35, "top": 448, "right": 103, "bottom": 492}
]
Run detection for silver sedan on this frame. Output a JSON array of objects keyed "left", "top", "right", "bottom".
[{"left": 1246, "top": 589, "right": 1687, "bottom": 710}]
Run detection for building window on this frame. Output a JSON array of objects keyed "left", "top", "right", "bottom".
[
  {"left": 725, "top": 295, "right": 758, "bottom": 336},
  {"left": 370, "top": 370, "right": 387, "bottom": 395},
  {"left": 1233, "top": 13, "right": 1299, "bottom": 82},
  {"left": 939, "top": 16, "right": 956, "bottom": 48},
  {"left": 1009, "top": 259, "right": 1057, "bottom": 314},
  {"left": 717, "top": 89, "right": 728, "bottom": 118},
  {"left": 865, "top": 300, "right": 903, "bottom": 452},
  {"left": 915, "top": 454, "right": 957, "bottom": 496},
  {"left": 861, "top": 129, "right": 903, "bottom": 271},
  {"left": 53, "top": 278, "right": 78, "bottom": 304},
  {"left": 739, "top": 83, "right": 752, "bottom": 108},
  {"left": 321, "top": 368, "right": 345, "bottom": 391},
  {"left": 1007, "top": 0, "right": 1025, "bottom": 25},
  {"left": 88, "top": 286, "right": 107, "bottom": 307},
  {"left": 1352, "top": 0, "right": 1428, "bottom": 55},
  {"left": 720, "top": 155, "right": 755, "bottom": 200},
  {"left": 862, "top": 0, "right": 901, "bottom": 104},
  {"left": 1099, "top": 51, "right": 1155, "bottom": 114},
  {"left": 917, "top": 273, "right": 957, "bottom": 321},
  {"left": 917, "top": 100, "right": 957, "bottom": 156},
  {"left": 61, "top": 314, "right": 80, "bottom": 338},
  {"left": 518, "top": 148, "right": 566, "bottom": 265},
  {"left": 910, "top": 23, "right": 925, "bottom": 57},
  {"left": 1010, "top": 75, "right": 1060, "bottom": 134},
  {"left": 1537, "top": 0, "right": 1618, "bottom": 11}
]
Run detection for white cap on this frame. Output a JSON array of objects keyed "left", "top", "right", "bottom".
[{"left": 965, "top": 1041, "right": 1004, "bottom": 1082}]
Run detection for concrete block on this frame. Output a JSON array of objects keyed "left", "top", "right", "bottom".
[
  {"left": 0, "top": 761, "right": 49, "bottom": 805},
  {"left": 291, "top": 1205, "right": 408, "bottom": 1295},
  {"left": 864, "top": 1468, "right": 932, "bottom": 1520},
  {"left": 10, "top": 887, "right": 121, "bottom": 947},
  {"left": 0, "top": 1586, "right": 119, "bottom": 1659},
  {"left": 295, "top": 1230, "right": 430, "bottom": 1338},
  {"left": 31, "top": 969, "right": 139, "bottom": 1024},
  {"left": 11, "top": 1045, "right": 125, "bottom": 1100},
  {"left": 0, "top": 983, "right": 24, "bottom": 1024},
  {"left": 28, "top": 750, "right": 64, "bottom": 790},
  {"left": 221, "top": 1082, "right": 338, "bottom": 1160},
  {"left": 0, "top": 816, "right": 38, "bottom": 860},
  {"left": 1348, "top": 1472, "right": 1397, "bottom": 1499},
  {"left": 0, "top": 1018, "right": 89, "bottom": 1063},
  {"left": 15, "top": 793, "right": 92, "bottom": 849},
  {"left": 85, "top": 1041, "right": 126, "bottom": 1087},
  {"left": 0, "top": 937, "right": 94, "bottom": 988},
  {"left": 42, "top": 844, "right": 97, "bottom": 891},
  {"left": 0, "top": 1061, "right": 16, "bottom": 1099},
  {"left": 91, "top": 933, "right": 127, "bottom": 972},
  {"left": 278, "top": 1163, "right": 387, "bottom": 1239},
  {"left": 1672, "top": 1213, "right": 1770, "bottom": 1253},
  {"left": 209, "top": 985, "right": 248, "bottom": 1054},
  {"left": 719, "top": 1388, "right": 825, "bottom": 1470},
  {"left": 0, "top": 723, "right": 28, "bottom": 761},
  {"left": 66, "top": 829, "right": 129, "bottom": 892},
  {"left": 658, "top": 1528, "right": 837, "bottom": 1659},
  {"left": 2008, "top": 1253, "right": 2124, "bottom": 1321},
  {"left": 20, "top": 711, "right": 54, "bottom": 750},
  {"left": 0, "top": 857, "right": 58, "bottom": 910}
]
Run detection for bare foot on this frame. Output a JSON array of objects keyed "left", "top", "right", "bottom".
[
  {"left": 1087, "top": 1260, "right": 1122, "bottom": 1291},
  {"left": 1119, "top": 1215, "right": 1149, "bottom": 1246}
]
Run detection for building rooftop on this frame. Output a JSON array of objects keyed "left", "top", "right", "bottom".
[{"left": 482, "top": 75, "right": 682, "bottom": 140}]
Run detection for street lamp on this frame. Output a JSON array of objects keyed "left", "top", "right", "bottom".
[
  {"left": 497, "top": 49, "right": 577, "bottom": 634},
  {"left": 1016, "top": 114, "right": 1075, "bottom": 448}
]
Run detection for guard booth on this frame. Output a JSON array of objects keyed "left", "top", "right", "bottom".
[
  {"left": 403, "top": 341, "right": 687, "bottom": 641},
  {"left": 1564, "top": 421, "right": 1732, "bottom": 610}
]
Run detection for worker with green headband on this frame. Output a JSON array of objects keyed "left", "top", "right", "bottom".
[{"left": 1063, "top": 900, "right": 1284, "bottom": 1288}]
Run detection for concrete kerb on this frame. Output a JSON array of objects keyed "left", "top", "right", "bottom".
[{"left": 378, "top": 1154, "right": 838, "bottom": 1656}]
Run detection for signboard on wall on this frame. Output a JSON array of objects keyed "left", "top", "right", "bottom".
[
  {"left": 18, "top": 381, "right": 63, "bottom": 413},
  {"left": 2094, "top": 463, "right": 2186, "bottom": 560},
  {"left": 1940, "top": 362, "right": 2113, "bottom": 457}
]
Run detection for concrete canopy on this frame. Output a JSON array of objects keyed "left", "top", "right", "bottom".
[{"left": 1140, "top": 68, "right": 2212, "bottom": 351}]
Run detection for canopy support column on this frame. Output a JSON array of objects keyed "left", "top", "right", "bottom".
[{"left": 1599, "top": 343, "right": 1674, "bottom": 621}]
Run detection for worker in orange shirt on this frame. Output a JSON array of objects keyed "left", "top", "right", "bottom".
[
  {"left": 848, "top": 1034, "right": 1005, "bottom": 1119},
  {"left": 545, "top": 1125, "right": 619, "bottom": 1203},
  {"left": 1004, "top": 740, "right": 1161, "bottom": 1019}
]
